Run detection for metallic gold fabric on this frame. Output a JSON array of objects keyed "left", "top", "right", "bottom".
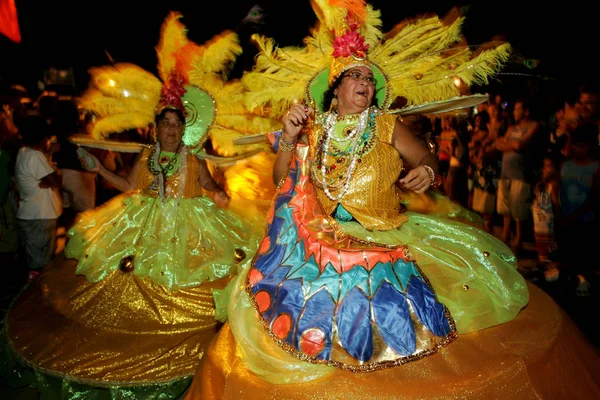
[
  {"left": 185, "top": 282, "right": 600, "bottom": 399},
  {"left": 138, "top": 147, "right": 205, "bottom": 199},
  {"left": 6, "top": 255, "right": 230, "bottom": 384},
  {"left": 314, "top": 113, "right": 408, "bottom": 231}
]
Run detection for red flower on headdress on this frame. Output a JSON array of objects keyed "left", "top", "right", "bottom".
[
  {"left": 332, "top": 27, "right": 369, "bottom": 59},
  {"left": 158, "top": 73, "right": 187, "bottom": 113}
]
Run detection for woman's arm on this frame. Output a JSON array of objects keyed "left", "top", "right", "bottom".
[
  {"left": 82, "top": 150, "right": 141, "bottom": 192},
  {"left": 197, "top": 158, "right": 230, "bottom": 207},
  {"left": 394, "top": 119, "right": 439, "bottom": 193},
  {"left": 273, "top": 103, "right": 313, "bottom": 185},
  {"left": 272, "top": 133, "right": 298, "bottom": 186}
]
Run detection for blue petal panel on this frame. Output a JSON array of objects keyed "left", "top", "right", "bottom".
[
  {"left": 253, "top": 243, "right": 286, "bottom": 280},
  {"left": 252, "top": 266, "right": 291, "bottom": 320},
  {"left": 372, "top": 281, "right": 416, "bottom": 355},
  {"left": 406, "top": 278, "right": 451, "bottom": 337},
  {"left": 270, "top": 278, "right": 305, "bottom": 343},
  {"left": 295, "top": 288, "right": 335, "bottom": 360},
  {"left": 336, "top": 287, "right": 373, "bottom": 361}
]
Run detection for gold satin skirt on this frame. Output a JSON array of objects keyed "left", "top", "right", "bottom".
[
  {"left": 184, "top": 282, "right": 600, "bottom": 399},
  {"left": 6, "top": 254, "right": 231, "bottom": 386}
]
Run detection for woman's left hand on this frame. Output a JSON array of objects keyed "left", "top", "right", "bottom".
[
  {"left": 214, "top": 190, "right": 230, "bottom": 208},
  {"left": 398, "top": 165, "right": 431, "bottom": 193}
]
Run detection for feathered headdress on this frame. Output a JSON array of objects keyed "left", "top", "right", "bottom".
[
  {"left": 76, "top": 12, "right": 281, "bottom": 160},
  {"left": 242, "top": 0, "right": 511, "bottom": 116}
]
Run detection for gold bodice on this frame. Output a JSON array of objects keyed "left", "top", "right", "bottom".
[
  {"left": 312, "top": 113, "right": 407, "bottom": 231},
  {"left": 137, "top": 147, "right": 205, "bottom": 198}
]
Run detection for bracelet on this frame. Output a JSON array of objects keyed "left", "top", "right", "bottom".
[
  {"left": 279, "top": 136, "right": 297, "bottom": 152},
  {"left": 422, "top": 165, "right": 436, "bottom": 186}
]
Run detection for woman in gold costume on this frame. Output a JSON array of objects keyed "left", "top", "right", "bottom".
[
  {"left": 184, "top": 1, "right": 600, "bottom": 399},
  {"left": 1, "top": 12, "right": 279, "bottom": 399}
]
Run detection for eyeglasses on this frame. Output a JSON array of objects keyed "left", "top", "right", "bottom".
[
  {"left": 158, "top": 120, "right": 183, "bottom": 129},
  {"left": 343, "top": 70, "right": 377, "bottom": 86}
]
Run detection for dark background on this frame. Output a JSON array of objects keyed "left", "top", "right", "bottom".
[{"left": 1, "top": 0, "right": 596, "bottom": 96}]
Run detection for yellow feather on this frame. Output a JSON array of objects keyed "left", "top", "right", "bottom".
[
  {"left": 88, "top": 63, "right": 162, "bottom": 104},
  {"left": 91, "top": 113, "right": 154, "bottom": 139},
  {"left": 311, "top": 0, "right": 347, "bottom": 32},
  {"left": 198, "top": 31, "right": 242, "bottom": 76},
  {"left": 363, "top": 6, "right": 382, "bottom": 46},
  {"left": 78, "top": 89, "right": 155, "bottom": 118},
  {"left": 156, "top": 11, "right": 189, "bottom": 82},
  {"left": 241, "top": 34, "right": 327, "bottom": 117}
]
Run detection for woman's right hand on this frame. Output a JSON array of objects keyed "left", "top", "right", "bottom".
[
  {"left": 77, "top": 148, "right": 101, "bottom": 172},
  {"left": 282, "top": 102, "right": 313, "bottom": 140}
]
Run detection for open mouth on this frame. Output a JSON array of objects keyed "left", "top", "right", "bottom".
[{"left": 356, "top": 89, "right": 368, "bottom": 98}]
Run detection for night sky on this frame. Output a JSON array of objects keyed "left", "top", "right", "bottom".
[{"left": 1, "top": 0, "right": 597, "bottom": 95}]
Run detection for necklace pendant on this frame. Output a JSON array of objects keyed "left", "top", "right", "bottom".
[{"left": 159, "top": 155, "right": 171, "bottom": 166}]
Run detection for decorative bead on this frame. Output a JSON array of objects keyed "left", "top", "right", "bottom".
[
  {"left": 119, "top": 255, "right": 135, "bottom": 273},
  {"left": 234, "top": 248, "right": 247, "bottom": 264}
]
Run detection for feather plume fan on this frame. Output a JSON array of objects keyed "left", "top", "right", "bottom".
[
  {"left": 243, "top": 0, "right": 379, "bottom": 117},
  {"left": 77, "top": 64, "right": 161, "bottom": 139},
  {"left": 242, "top": 3, "right": 510, "bottom": 116},
  {"left": 78, "top": 11, "right": 281, "bottom": 156}
]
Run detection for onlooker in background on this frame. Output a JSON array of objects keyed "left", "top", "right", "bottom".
[
  {"left": 531, "top": 154, "right": 561, "bottom": 282},
  {"left": 494, "top": 98, "right": 541, "bottom": 254},
  {"left": 558, "top": 123, "right": 600, "bottom": 296},
  {"left": 14, "top": 115, "right": 62, "bottom": 280},
  {"left": 51, "top": 100, "right": 96, "bottom": 228},
  {"left": 0, "top": 101, "right": 21, "bottom": 272}
]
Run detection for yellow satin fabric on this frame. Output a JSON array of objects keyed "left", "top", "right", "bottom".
[
  {"left": 314, "top": 113, "right": 408, "bottom": 230},
  {"left": 185, "top": 282, "right": 600, "bottom": 399},
  {"left": 7, "top": 255, "right": 231, "bottom": 384}
]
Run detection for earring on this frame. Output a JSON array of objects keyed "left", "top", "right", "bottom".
[{"left": 329, "top": 96, "right": 338, "bottom": 111}]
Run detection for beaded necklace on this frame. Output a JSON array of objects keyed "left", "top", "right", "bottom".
[
  {"left": 311, "top": 106, "right": 377, "bottom": 201},
  {"left": 147, "top": 142, "right": 187, "bottom": 201}
]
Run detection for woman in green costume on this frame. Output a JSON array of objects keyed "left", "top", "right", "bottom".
[{"left": 1, "top": 12, "right": 278, "bottom": 399}]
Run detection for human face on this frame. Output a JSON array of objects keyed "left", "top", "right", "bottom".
[
  {"left": 578, "top": 92, "right": 599, "bottom": 122},
  {"left": 156, "top": 111, "right": 184, "bottom": 152},
  {"left": 513, "top": 102, "right": 527, "bottom": 123},
  {"left": 571, "top": 142, "right": 590, "bottom": 161},
  {"left": 334, "top": 66, "right": 375, "bottom": 116},
  {"left": 541, "top": 158, "right": 556, "bottom": 180}
]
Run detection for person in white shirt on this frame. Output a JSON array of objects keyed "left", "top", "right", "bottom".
[{"left": 14, "top": 115, "right": 62, "bottom": 275}]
